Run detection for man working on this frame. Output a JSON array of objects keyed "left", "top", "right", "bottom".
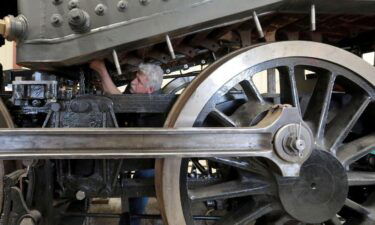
[
  {"left": 90, "top": 60, "right": 164, "bottom": 225},
  {"left": 90, "top": 60, "right": 164, "bottom": 95}
]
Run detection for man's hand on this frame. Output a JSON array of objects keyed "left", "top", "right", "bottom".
[
  {"left": 89, "top": 59, "right": 122, "bottom": 95},
  {"left": 89, "top": 60, "right": 106, "bottom": 75}
]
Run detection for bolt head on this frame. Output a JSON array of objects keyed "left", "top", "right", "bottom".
[
  {"left": 286, "top": 136, "right": 306, "bottom": 154},
  {"left": 294, "top": 139, "right": 306, "bottom": 151},
  {"left": 76, "top": 190, "right": 86, "bottom": 200},
  {"left": 70, "top": 9, "right": 81, "bottom": 20},
  {"left": 68, "top": 8, "right": 89, "bottom": 29}
]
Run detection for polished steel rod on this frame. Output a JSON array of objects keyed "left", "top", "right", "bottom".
[{"left": 0, "top": 128, "right": 272, "bottom": 159}]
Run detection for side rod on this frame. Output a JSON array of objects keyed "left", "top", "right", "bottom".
[{"left": 0, "top": 128, "right": 272, "bottom": 159}]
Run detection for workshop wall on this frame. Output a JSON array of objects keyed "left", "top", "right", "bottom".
[{"left": 0, "top": 41, "right": 14, "bottom": 70}]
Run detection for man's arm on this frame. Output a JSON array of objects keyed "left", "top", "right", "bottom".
[{"left": 90, "top": 60, "right": 122, "bottom": 95}]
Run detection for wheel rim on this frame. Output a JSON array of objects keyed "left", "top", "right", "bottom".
[
  {"left": 155, "top": 41, "right": 375, "bottom": 225},
  {"left": 0, "top": 99, "right": 14, "bottom": 214},
  {"left": 162, "top": 76, "right": 195, "bottom": 94}
]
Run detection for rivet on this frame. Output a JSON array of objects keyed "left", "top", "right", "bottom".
[
  {"left": 51, "top": 14, "right": 63, "bottom": 26},
  {"left": 117, "top": 0, "right": 128, "bottom": 11},
  {"left": 95, "top": 4, "right": 107, "bottom": 16},
  {"left": 68, "top": 0, "right": 79, "bottom": 10}
]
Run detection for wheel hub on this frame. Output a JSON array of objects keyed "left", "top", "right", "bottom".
[
  {"left": 278, "top": 150, "right": 348, "bottom": 223},
  {"left": 274, "top": 123, "right": 313, "bottom": 163}
]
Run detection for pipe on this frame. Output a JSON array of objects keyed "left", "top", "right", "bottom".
[
  {"left": 166, "top": 35, "right": 176, "bottom": 60},
  {"left": 112, "top": 49, "right": 122, "bottom": 75},
  {"left": 310, "top": 4, "right": 316, "bottom": 31},
  {"left": 252, "top": 11, "right": 264, "bottom": 39}
]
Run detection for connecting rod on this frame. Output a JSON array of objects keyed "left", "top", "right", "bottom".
[{"left": 0, "top": 106, "right": 311, "bottom": 176}]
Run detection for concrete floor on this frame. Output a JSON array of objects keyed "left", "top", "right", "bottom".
[
  {"left": 82, "top": 198, "right": 216, "bottom": 225},
  {"left": 86, "top": 198, "right": 163, "bottom": 225}
]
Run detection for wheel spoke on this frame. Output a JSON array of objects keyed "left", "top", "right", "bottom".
[
  {"left": 279, "top": 66, "right": 301, "bottom": 112},
  {"left": 210, "top": 157, "right": 270, "bottom": 176},
  {"left": 191, "top": 159, "right": 209, "bottom": 176},
  {"left": 348, "top": 171, "right": 375, "bottom": 186},
  {"left": 229, "top": 101, "right": 271, "bottom": 127},
  {"left": 215, "top": 201, "right": 274, "bottom": 225},
  {"left": 189, "top": 180, "right": 272, "bottom": 202},
  {"left": 210, "top": 108, "right": 237, "bottom": 127},
  {"left": 239, "top": 79, "right": 265, "bottom": 104},
  {"left": 345, "top": 198, "right": 375, "bottom": 222},
  {"left": 210, "top": 157, "right": 252, "bottom": 172},
  {"left": 294, "top": 67, "right": 316, "bottom": 116},
  {"left": 325, "top": 95, "right": 371, "bottom": 151},
  {"left": 267, "top": 68, "right": 277, "bottom": 94},
  {"left": 303, "top": 72, "right": 335, "bottom": 143},
  {"left": 336, "top": 134, "right": 375, "bottom": 167}
]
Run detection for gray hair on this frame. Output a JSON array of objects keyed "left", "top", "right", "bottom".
[{"left": 138, "top": 63, "right": 164, "bottom": 91}]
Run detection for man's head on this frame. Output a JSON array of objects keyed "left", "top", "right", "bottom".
[{"left": 130, "top": 63, "right": 164, "bottom": 94}]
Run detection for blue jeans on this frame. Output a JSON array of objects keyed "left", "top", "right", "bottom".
[{"left": 128, "top": 169, "right": 155, "bottom": 225}]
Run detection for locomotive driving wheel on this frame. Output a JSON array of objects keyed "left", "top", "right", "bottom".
[{"left": 155, "top": 41, "right": 375, "bottom": 225}]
